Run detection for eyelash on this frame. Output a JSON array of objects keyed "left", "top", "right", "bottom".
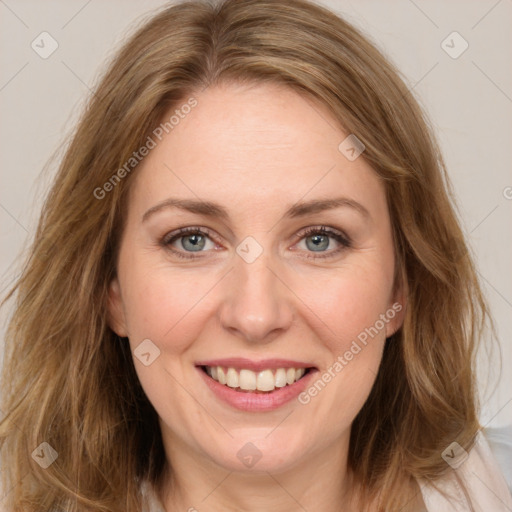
[{"left": 161, "top": 225, "right": 351, "bottom": 261}]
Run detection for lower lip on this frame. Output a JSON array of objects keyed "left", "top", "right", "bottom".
[{"left": 196, "top": 366, "right": 318, "bottom": 412}]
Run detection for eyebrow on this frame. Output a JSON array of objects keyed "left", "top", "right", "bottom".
[{"left": 142, "top": 196, "right": 370, "bottom": 223}]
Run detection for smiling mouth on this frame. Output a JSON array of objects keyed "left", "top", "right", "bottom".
[{"left": 199, "top": 365, "right": 314, "bottom": 393}]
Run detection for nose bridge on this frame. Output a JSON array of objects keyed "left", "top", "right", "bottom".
[{"left": 218, "top": 235, "right": 293, "bottom": 343}]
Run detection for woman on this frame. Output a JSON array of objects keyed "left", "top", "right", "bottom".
[{"left": 1, "top": 0, "right": 510, "bottom": 510}]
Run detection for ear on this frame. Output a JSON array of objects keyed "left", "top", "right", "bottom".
[
  {"left": 385, "top": 268, "right": 408, "bottom": 338},
  {"left": 107, "top": 277, "right": 128, "bottom": 338}
]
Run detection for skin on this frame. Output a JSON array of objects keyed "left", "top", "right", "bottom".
[{"left": 108, "top": 82, "right": 410, "bottom": 512}]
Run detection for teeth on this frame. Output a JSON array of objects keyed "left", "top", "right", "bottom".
[
  {"left": 239, "top": 369, "right": 256, "bottom": 390},
  {"left": 217, "top": 367, "right": 227, "bottom": 385},
  {"left": 226, "top": 368, "right": 238, "bottom": 388},
  {"left": 257, "top": 369, "right": 275, "bottom": 391},
  {"left": 275, "top": 368, "right": 287, "bottom": 388},
  {"left": 204, "top": 366, "right": 307, "bottom": 392}
]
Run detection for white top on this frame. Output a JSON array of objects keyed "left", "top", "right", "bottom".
[
  {"left": 141, "top": 428, "right": 512, "bottom": 512},
  {"left": 417, "top": 428, "right": 512, "bottom": 511}
]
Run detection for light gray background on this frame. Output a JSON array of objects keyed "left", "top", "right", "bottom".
[{"left": 0, "top": 0, "right": 511, "bottom": 426}]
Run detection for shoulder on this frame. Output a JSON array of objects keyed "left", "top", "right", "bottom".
[
  {"left": 484, "top": 424, "right": 512, "bottom": 495},
  {"left": 417, "top": 428, "right": 512, "bottom": 511},
  {"left": 140, "top": 479, "right": 167, "bottom": 512}
]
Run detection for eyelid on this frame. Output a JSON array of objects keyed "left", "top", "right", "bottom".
[
  {"left": 161, "top": 226, "right": 218, "bottom": 245},
  {"left": 294, "top": 225, "right": 350, "bottom": 245}
]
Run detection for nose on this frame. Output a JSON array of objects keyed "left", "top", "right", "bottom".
[{"left": 218, "top": 244, "right": 294, "bottom": 344}]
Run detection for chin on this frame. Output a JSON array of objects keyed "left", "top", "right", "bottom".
[{"left": 199, "top": 432, "right": 311, "bottom": 474}]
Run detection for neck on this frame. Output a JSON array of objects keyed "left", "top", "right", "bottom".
[{"left": 157, "top": 434, "right": 360, "bottom": 512}]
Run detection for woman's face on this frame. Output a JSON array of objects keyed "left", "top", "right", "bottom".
[{"left": 108, "top": 82, "right": 404, "bottom": 474}]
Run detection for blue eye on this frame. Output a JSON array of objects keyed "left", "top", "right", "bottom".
[
  {"left": 161, "top": 225, "right": 351, "bottom": 260},
  {"left": 296, "top": 226, "right": 351, "bottom": 259},
  {"left": 162, "top": 227, "right": 217, "bottom": 259}
]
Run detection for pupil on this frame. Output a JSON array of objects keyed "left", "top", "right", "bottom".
[
  {"left": 183, "top": 234, "right": 204, "bottom": 251},
  {"left": 307, "top": 234, "right": 328, "bottom": 251}
]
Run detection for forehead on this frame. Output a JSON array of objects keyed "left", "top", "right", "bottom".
[{"left": 128, "top": 82, "right": 385, "bottom": 221}]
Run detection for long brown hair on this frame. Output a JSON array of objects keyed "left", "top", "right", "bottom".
[{"left": 0, "top": 0, "right": 493, "bottom": 510}]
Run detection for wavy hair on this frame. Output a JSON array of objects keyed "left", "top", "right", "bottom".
[{"left": 0, "top": 0, "right": 493, "bottom": 510}]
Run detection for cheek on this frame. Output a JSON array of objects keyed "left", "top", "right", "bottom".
[
  {"left": 290, "top": 259, "right": 394, "bottom": 421},
  {"left": 296, "top": 260, "right": 394, "bottom": 352},
  {"left": 119, "top": 261, "right": 221, "bottom": 354},
  {"left": 292, "top": 275, "right": 388, "bottom": 426}
]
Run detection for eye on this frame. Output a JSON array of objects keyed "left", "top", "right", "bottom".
[
  {"left": 161, "top": 225, "right": 351, "bottom": 260},
  {"left": 161, "top": 227, "right": 218, "bottom": 260},
  {"left": 293, "top": 226, "right": 351, "bottom": 260}
]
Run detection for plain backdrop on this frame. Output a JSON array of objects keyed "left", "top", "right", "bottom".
[{"left": 0, "top": 0, "right": 511, "bottom": 428}]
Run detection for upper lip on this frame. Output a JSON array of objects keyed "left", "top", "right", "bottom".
[{"left": 196, "top": 357, "right": 317, "bottom": 372}]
